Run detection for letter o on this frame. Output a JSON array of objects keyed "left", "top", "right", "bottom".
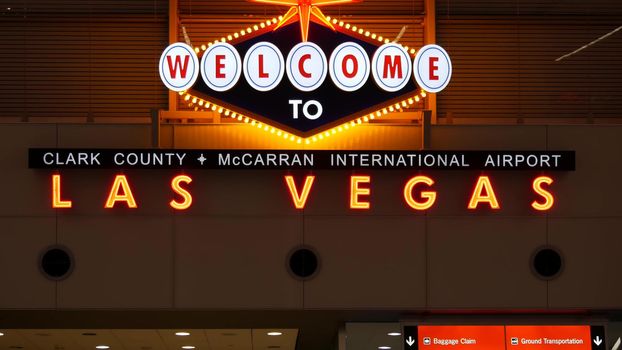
[
  {"left": 126, "top": 153, "right": 138, "bottom": 165},
  {"left": 303, "top": 100, "right": 323, "bottom": 120}
]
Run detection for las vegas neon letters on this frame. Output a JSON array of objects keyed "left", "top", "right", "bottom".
[{"left": 51, "top": 174, "right": 554, "bottom": 211}]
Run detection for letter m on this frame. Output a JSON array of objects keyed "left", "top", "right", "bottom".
[
  {"left": 166, "top": 55, "right": 190, "bottom": 79},
  {"left": 383, "top": 55, "right": 402, "bottom": 79}
]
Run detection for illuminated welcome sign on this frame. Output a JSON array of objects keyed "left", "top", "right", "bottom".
[{"left": 158, "top": 0, "right": 452, "bottom": 139}]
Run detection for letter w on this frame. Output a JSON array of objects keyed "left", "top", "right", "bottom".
[{"left": 166, "top": 55, "right": 190, "bottom": 79}]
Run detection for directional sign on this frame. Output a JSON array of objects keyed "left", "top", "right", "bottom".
[
  {"left": 401, "top": 325, "right": 604, "bottom": 350},
  {"left": 590, "top": 326, "right": 606, "bottom": 350},
  {"left": 403, "top": 325, "right": 418, "bottom": 350},
  {"left": 505, "top": 325, "right": 597, "bottom": 350},
  {"left": 417, "top": 325, "right": 505, "bottom": 350}
]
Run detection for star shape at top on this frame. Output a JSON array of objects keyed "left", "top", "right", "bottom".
[{"left": 249, "top": 0, "right": 362, "bottom": 42}]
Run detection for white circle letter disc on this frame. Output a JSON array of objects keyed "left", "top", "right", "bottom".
[
  {"left": 286, "top": 42, "right": 328, "bottom": 92},
  {"left": 243, "top": 42, "right": 285, "bottom": 92},
  {"left": 329, "top": 42, "right": 370, "bottom": 92},
  {"left": 159, "top": 42, "right": 199, "bottom": 92},
  {"left": 201, "top": 42, "right": 242, "bottom": 92},
  {"left": 371, "top": 43, "right": 412, "bottom": 92},
  {"left": 414, "top": 44, "right": 452, "bottom": 93}
]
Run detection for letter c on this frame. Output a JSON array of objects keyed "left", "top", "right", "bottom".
[{"left": 299, "top": 54, "right": 312, "bottom": 78}]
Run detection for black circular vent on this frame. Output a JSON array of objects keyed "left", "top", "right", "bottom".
[
  {"left": 531, "top": 247, "right": 563, "bottom": 280},
  {"left": 287, "top": 247, "right": 320, "bottom": 280},
  {"left": 40, "top": 246, "right": 74, "bottom": 280}
]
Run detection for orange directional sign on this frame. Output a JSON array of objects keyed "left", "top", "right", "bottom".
[
  {"left": 505, "top": 326, "right": 599, "bottom": 350},
  {"left": 417, "top": 326, "right": 506, "bottom": 350}
]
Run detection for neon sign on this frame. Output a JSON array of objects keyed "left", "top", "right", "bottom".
[
  {"left": 49, "top": 173, "right": 556, "bottom": 212},
  {"left": 158, "top": 0, "right": 452, "bottom": 138}
]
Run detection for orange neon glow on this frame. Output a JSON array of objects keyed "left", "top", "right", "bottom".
[
  {"left": 284, "top": 175, "right": 316, "bottom": 209},
  {"left": 350, "top": 175, "right": 371, "bottom": 210},
  {"left": 170, "top": 175, "right": 193, "bottom": 210},
  {"left": 104, "top": 175, "right": 138, "bottom": 209},
  {"left": 468, "top": 176, "right": 500, "bottom": 210},
  {"left": 403, "top": 176, "right": 436, "bottom": 210},
  {"left": 52, "top": 174, "right": 72, "bottom": 208},
  {"left": 249, "top": 0, "right": 360, "bottom": 41},
  {"left": 532, "top": 176, "right": 554, "bottom": 211}
]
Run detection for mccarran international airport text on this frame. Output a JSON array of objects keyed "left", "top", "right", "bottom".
[{"left": 30, "top": 150, "right": 574, "bottom": 171}]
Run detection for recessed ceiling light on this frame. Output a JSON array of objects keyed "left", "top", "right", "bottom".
[
  {"left": 175, "top": 332, "right": 190, "bottom": 337},
  {"left": 378, "top": 347, "right": 391, "bottom": 350},
  {"left": 267, "top": 332, "right": 282, "bottom": 336},
  {"left": 0, "top": 332, "right": 4, "bottom": 337},
  {"left": 96, "top": 346, "right": 110, "bottom": 349},
  {"left": 181, "top": 346, "right": 195, "bottom": 349},
  {"left": 387, "top": 332, "right": 401, "bottom": 336}
]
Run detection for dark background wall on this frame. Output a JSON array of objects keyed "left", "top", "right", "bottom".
[
  {"left": 0, "top": 1, "right": 168, "bottom": 122},
  {"left": 436, "top": 0, "right": 622, "bottom": 123}
]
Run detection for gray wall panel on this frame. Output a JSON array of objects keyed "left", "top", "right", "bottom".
[
  {"left": 175, "top": 216, "right": 303, "bottom": 309},
  {"left": 0, "top": 218, "right": 57, "bottom": 309},
  {"left": 547, "top": 125, "right": 622, "bottom": 217},
  {"left": 304, "top": 216, "right": 426, "bottom": 309},
  {"left": 57, "top": 216, "right": 174, "bottom": 309},
  {"left": 427, "top": 217, "right": 547, "bottom": 309},
  {"left": 548, "top": 218, "right": 622, "bottom": 309},
  {"left": 0, "top": 125, "right": 57, "bottom": 217}
]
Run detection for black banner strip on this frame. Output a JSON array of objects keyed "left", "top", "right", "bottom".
[{"left": 28, "top": 149, "right": 575, "bottom": 171}]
